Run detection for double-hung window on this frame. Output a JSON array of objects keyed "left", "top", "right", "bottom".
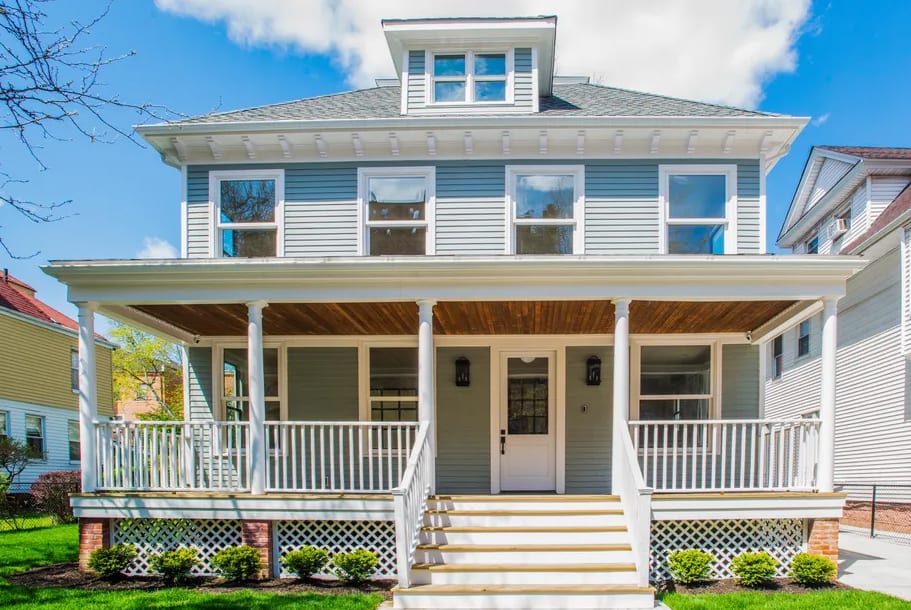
[
  {"left": 68, "top": 420, "right": 80, "bottom": 462},
  {"left": 368, "top": 347, "right": 418, "bottom": 422},
  {"left": 212, "top": 170, "right": 283, "bottom": 257},
  {"left": 70, "top": 349, "right": 79, "bottom": 393},
  {"left": 508, "top": 166, "right": 584, "bottom": 255},
  {"left": 222, "top": 347, "right": 282, "bottom": 422},
  {"left": 797, "top": 320, "right": 811, "bottom": 357},
  {"left": 359, "top": 168, "right": 434, "bottom": 256},
  {"left": 25, "top": 415, "right": 44, "bottom": 458},
  {"left": 660, "top": 165, "right": 737, "bottom": 254},
  {"left": 637, "top": 345, "right": 714, "bottom": 421},
  {"left": 772, "top": 335, "right": 784, "bottom": 379},
  {"left": 432, "top": 52, "right": 508, "bottom": 103}
]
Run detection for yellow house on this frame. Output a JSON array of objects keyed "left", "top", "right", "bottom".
[{"left": 0, "top": 270, "right": 113, "bottom": 488}]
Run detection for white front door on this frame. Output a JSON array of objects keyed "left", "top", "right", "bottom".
[{"left": 498, "top": 352, "right": 556, "bottom": 491}]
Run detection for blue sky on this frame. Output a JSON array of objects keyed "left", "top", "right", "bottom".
[{"left": 2, "top": 0, "right": 910, "bottom": 329}]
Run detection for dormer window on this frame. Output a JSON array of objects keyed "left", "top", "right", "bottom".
[{"left": 432, "top": 51, "right": 508, "bottom": 104}]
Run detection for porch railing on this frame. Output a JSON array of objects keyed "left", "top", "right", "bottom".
[
  {"left": 392, "top": 421, "right": 433, "bottom": 589},
  {"left": 264, "top": 421, "right": 419, "bottom": 492},
  {"left": 95, "top": 420, "right": 250, "bottom": 491},
  {"left": 629, "top": 419, "right": 820, "bottom": 492},
  {"left": 616, "top": 417, "right": 652, "bottom": 588}
]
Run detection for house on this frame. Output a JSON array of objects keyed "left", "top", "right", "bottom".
[
  {"left": 0, "top": 269, "right": 114, "bottom": 489},
  {"left": 44, "top": 16, "right": 866, "bottom": 609},
  {"left": 772, "top": 146, "right": 911, "bottom": 496}
]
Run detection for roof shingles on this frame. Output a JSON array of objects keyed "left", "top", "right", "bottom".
[{"left": 0, "top": 273, "right": 79, "bottom": 331}]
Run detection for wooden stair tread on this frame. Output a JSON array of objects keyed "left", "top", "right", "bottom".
[
  {"left": 417, "top": 543, "right": 633, "bottom": 552},
  {"left": 411, "top": 562, "right": 637, "bottom": 572},
  {"left": 422, "top": 525, "right": 627, "bottom": 532},
  {"left": 394, "top": 584, "right": 655, "bottom": 594},
  {"left": 426, "top": 509, "right": 623, "bottom": 516},
  {"left": 431, "top": 494, "right": 619, "bottom": 502}
]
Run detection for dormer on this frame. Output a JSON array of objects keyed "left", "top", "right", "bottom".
[{"left": 382, "top": 16, "right": 556, "bottom": 115}]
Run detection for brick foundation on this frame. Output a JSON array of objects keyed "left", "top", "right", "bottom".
[
  {"left": 78, "top": 518, "right": 111, "bottom": 570},
  {"left": 241, "top": 520, "right": 274, "bottom": 579},
  {"left": 806, "top": 518, "right": 839, "bottom": 562}
]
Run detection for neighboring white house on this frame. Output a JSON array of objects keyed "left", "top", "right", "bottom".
[
  {"left": 45, "top": 16, "right": 865, "bottom": 610},
  {"left": 772, "top": 146, "right": 911, "bottom": 487}
]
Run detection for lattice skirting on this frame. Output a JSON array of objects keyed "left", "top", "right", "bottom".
[
  {"left": 276, "top": 520, "right": 397, "bottom": 579},
  {"left": 650, "top": 518, "right": 805, "bottom": 581},
  {"left": 112, "top": 518, "right": 242, "bottom": 576}
]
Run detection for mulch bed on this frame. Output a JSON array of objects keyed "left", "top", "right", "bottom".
[
  {"left": 8, "top": 563, "right": 395, "bottom": 600},
  {"left": 658, "top": 577, "right": 852, "bottom": 595}
]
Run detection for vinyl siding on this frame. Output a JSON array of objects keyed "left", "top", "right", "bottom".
[
  {"left": 565, "top": 346, "right": 613, "bottom": 493},
  {"left": 513, "top": 48, "right": 534, "bottom": 110},
  {"left": 187, "top": 347, "right": 214, "bottom": 420},
  {"left": 736, "top": 160, "right": 762, "bottom": 254},
  {"left": 286, "top": 347, "right": 359, "bottom": 420},
  {"left": 406, "top": 50, "right": 426, "bottom": 113},
  {"left": 721, "top": 344, "right": 759, "bottom": 418},
  {"left": 586, "top": 162, "right": 660, "bottom": 254},
  {"left": 435, "top": 347, "right": 491, "bottom": 493},
  {"left": 870, "top": 176, "right": 910, "bottom": 223},
  {"left": 763, "top": 312, "right": 822, "bottom": 419},
  {"left": 0, "top": 312, "right": 113, "bottom": 416},
  {"left": 807, "top": 158, "right": 852, "bottom": 210},
  {"left": 0, "top": 399, "right": 83, "bottom": 485},
  {"left": 186, "top": 166, "right": 211, "bottom": 258},
  {"left": 436, "top": 163, "right": 506, "bottom": 254},
  {"left": 798, "top": 182, "right": 867, "bottom": 256}
]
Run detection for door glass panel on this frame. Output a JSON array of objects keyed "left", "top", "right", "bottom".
[{"left": 507, "top": 357, "right": 548, "bottom": 435}]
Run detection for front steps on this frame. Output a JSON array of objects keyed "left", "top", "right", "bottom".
[{"left": 393, "top": 495, "right": 654, "bottom": 610}]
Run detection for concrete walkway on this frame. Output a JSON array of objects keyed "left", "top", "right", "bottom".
[{"left": 839, "top": 528, "right": 911, "bottom": 600}]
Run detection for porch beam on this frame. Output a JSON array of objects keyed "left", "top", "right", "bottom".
[
  {"left": 77, "top": 302, "right": 98, "bottom": 493},
  {"left": 248, "top": 300, "right": 268, "bottom": 495},
  {"left": 818, "top": 297, "right": 838, "bottom": 492},
  {"left": 611, "top": 298, "right": 631, "bottom": 493}
]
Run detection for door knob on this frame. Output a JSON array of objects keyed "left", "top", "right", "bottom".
[{"left": 500, "top": 429, "right": 506, "bottom": 455}]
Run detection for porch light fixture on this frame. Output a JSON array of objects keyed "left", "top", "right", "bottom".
[
  {"left": 586, "top": 355, "right": 602, "bottom": 386},
  {"left": 455, "top": 357, "right": 471, "bottom": 387}
]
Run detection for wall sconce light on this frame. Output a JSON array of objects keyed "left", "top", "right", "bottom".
[
  {"left": 586, "top": 355, "right": 602, "bottom": 386},
  {"left": 455, "top": 357, "right": 471, "bottom": 387}
]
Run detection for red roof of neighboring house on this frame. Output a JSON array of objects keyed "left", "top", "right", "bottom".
[
  {"left": 843, "top": 184, "right": 911, "bottom": 254},
  {"left": 818, "top": 145, "right": 911, "bottom": 160},
  {"left": 0, "top": 270, "right": 80, "bottom": 332}
]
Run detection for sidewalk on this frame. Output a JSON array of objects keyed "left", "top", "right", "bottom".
[{"left": 839, "top": 528, "right": 911, "bottom": 601}]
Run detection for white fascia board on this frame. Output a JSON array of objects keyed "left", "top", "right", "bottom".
[
  {"left": 0, "top": 307, "right": 116, "bottom": 349},
  {"left": 651, "top": 493, "right": 846, "bottom": 521},
  {"left": 751, "top": 300, "right": 825, "bottom": 344},
  {"left": 44, "top": 255, "right": 866, "bottom": 306}
]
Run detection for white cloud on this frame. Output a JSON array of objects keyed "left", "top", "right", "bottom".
[
  {"left": 137, "top": 236, "right": 178, "bottom": 259},
  {"left": 812, "top": 112, "right": 831, "bottom": 126},
  {"left": 155, "top": 0, "right": 811, "bottom": 108}
]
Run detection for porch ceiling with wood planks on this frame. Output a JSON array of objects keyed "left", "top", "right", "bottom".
[{"left": 131, "top": 300, "right": 796, "bottom": 336}]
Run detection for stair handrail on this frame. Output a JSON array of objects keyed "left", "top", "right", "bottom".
[
  {"left": 392, "top": 421, "right": 433, "bottom": 589},
  {"left": 618, "top": 425, "right": 654, "bottom": 588}
]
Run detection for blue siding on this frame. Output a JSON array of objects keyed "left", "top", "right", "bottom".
[
  {"left": 514, "top": 48, "right": 532, "bottom": 72},
  {"left": 406, "top": 50, "right": 426, "bottom": 112},
  {"left": 187, "top": 347, "right": 213, "bottom": 420}
]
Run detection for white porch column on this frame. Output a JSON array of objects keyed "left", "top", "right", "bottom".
[
  {"left": 611, "top": 298, "right": 631, "bottom": 492},
  {"left": 818, "top": 297, "right": 838, "bottom": 493},
  {"left": 247, "top": 300, "right": 268, "bottom": 495},
  {"left": 77, "top": 303, "right": 98, "bottom": 493},
  {"left": 417, "top": 299, "right": 436, "bottom": 492}
]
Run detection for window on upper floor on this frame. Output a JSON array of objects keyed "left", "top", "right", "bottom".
[
  {"left": 213, "top": 170, "right": 283, "bottom": 257},
  {"left": 660, "top": 165, "right": 737, "bottom": 255},
  {"left": 0, "top": 410, "right": 8, "bottom": 439},
  {"left": 833, "top": 207, "right": 852, "bottom": 243},
  {"left": 772, "top": 335, "right": 784, "bottom": 379},
  {"left": 432, "top": 51, "right": 508, "bottom": 104},
  {"left": 25, "top": 414, "right": 44, "bottom": 458},
  {"left": 805, "top": 234, "right": 819, "bottom": 254},
  {"left": 68, "top": 420, "right": 80, "bottom": 462},
  {"left": 359, "top": 168, "right": 435, "bottom": 256},
  {"left": 507, "top": 166, "right": 584, "bottom": 255},
  {"left": 797, "top": 320, "right": 811, "bottom": 357},
  {"left": 70, "top": 349, "right": 79, "bottom": 393}
]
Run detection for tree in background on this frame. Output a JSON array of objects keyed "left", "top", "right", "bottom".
[
  {"left": 110, "top": 324, "right": 183, "bottom": 420},
  {"left": 1, "top": 0, "right": 174, "bottom": 256}
]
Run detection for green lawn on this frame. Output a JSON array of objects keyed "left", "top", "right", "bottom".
[
  {"left": 662, "top": 590, "right": 911, "bottom": 610},
  {"left": 0, "top": 516, "right": 58, "bottom": 533},
  {"left": 0, "top": 523, "right": 383, "bottom": 609}
]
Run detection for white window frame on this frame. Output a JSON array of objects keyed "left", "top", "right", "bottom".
[
  {"left": 357, "top": 167, "right": 436, "bottom": 256},
  {"left": 805, "top": 233, "right": 819, "bottom": 254},
  {"left": 506, "top": 165, "right": 585, "bottom": 255},
  {"left": 630, "top": 337, "right": 721, "bottom": 421},
  {"left": 25, "top": 414, "right": 45, "bottom": 459},
  {"left": 70, "top": 349, "right": 79, "bottom": 393},
  {"left": 357, "top": 339, "right": 420, "bottom": 422},
  {"left": 797, "top": 320, "right": 811, "bottom": 358},
  {"left": 209, "top": 169, "right": 285, "bottom": 258},
  {"left": 67, "top": 419, "right": 80, "bottom": 463},
  {"left": 0, "top": 410, "right": 9, "bottom": 438},
  {"left": 214, "top": 343, "right": 287, "bottom": 421},
  {"left": 428, "top": 49, "right": 514, "bottom": 105},
  {"left": 658, "top": 164, "right": 738, "bottom": 255},
  {"left": 771, "top": 334, "right": 784, "bottom": 380}
]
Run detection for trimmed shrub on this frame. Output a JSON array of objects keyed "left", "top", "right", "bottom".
[
  {"left": 211, "top": 545, "right": 262, "bottom": 581},
  {"left": 667, "top": 549, "right": 715, "bottom": 584},
  {"left": 87, "top": 544, "right": 137, "bottom": 579},
  {"left": 281, "top": 546, "right": 330, "bottom": 579},
  {"left": 333, "top": 549, "right": 378, "bottom": 584},
  {"left": 789, "top": 552, "right": 837, "bottom": 586},
  {"left": 731, "top": 551, "right": 779, "bottom": 587},
  {"left": 149, "top": 548, "right": 200, "bottom": 584},
  {"left": 29, "top": 471, "right": 80, "bottom": 524}
]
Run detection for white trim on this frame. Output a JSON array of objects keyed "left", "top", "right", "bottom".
[
  {"left": 658, "top": 164, "right": 738, "bottom": 255},
  {"left": 758, "top": 154, "right": 767, "bottom": 254},
  {"left": 180, "top": 164, "right": 188, "bottom": 258},
  {"left": 651, "top": 493, "right": 846, "bottom": 520},
  {"left": 427, "top": 49, "right": 513, "bottom": 106},
  {"left": 358, "top": 339, "right": 421, "bottom": 422},
  {"left": 400, "top": 50, "right": 409, "bottom": 115},
  {"left": 630, "top": 338, "right": 721, "bottom": 420},
  {"left": 213, "top": 342, "right": 286, "bottom": 421},
  {"left": 357, "top": 166, "right": 436, "bottom": 256},
  {"left": 505, "top": 165, "right": 585, "bottom": 255},
  {"left": 209, "top": 169, "right": 285, "bottom": 258}
]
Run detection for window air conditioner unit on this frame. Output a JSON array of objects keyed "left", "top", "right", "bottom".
[{"left": 831, "top": 218, "right": 848, "bottom": 238}]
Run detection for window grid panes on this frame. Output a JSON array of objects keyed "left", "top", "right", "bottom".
[
  {"left": 222, "top": 348, "right": 281, "bottom": 423},
  {"left": 798, "top": 320, "right": 811, "bottom": 357},
  {"left": 506, "top": 357, "right": 549, "bottom": 435},
  {"left": 68, "top": 420, "right": 80, "bottom": 461},
  {"left": 369, "top": 348, "right": 418, "bottom": 422},
  {"left": 665, "top": 172, "right": 730, "bottom": 254},
  {"left": 513, "top": 173, "right": 577, "bottom": 255},
  {"left": 432, "top": 52, "right": 507, "bottom": 103},
  {"left": 25, "top": 415, "right": 44, "bottom": 458},
  {"left": 773, "top": 335, "right": 784, "bottom": 379},
  {"left": 364, "top": 174, "right": 430, "bottom": 256},
  {"left": 70, "top": 350, "right": 79, "bottom": 392},
  {"left": 218, "top": 178, "right": 278, "bottom": 257},
  {"left": 638, "top": 345, "right": 713, "bottom": 421}
]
